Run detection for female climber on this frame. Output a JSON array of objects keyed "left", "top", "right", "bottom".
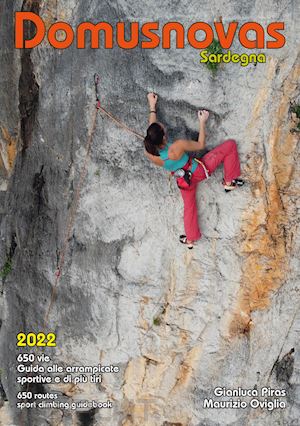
[{"left": 144, "top": 92, "right": 244, "bottom": 249}]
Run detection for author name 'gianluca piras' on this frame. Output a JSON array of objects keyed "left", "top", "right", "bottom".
[{"left": 203, "top": 386, "right": 287, "bottom": 411}]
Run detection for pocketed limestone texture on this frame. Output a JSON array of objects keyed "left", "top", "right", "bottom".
[{"left": 0, "top": 1, "right": 299, "bottom": 425}]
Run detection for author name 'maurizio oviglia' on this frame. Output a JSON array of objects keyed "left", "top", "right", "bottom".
[{"left": 203, "top": 386, "right": 287, "bottom": 411}]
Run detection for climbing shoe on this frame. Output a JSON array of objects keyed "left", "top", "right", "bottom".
[
  {"left": 179, "top": 235, "right": 194, "bottom": 249},
  {"left": 222, "top": 178, "right": 245, "bottom": 192}
]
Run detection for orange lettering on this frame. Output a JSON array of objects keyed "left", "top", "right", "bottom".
[
  {"left": 14, "top": 17, "right": 286, "bottom": 51},
  {"left": 77, "top": 22, "right": 113, "bottom": 49},
  {"left": 188, "top": 22, "right": 214, "bottom": 49},
  {"left": 15, "top": 12, "right": 45, "bottom": 48},
  {"left": 141, "top": 22, "right": 160, "bottom": 48},
  {"left": 48, "top": 22, "right": 74, "bottom": 49},
  {"left": 214, "top": 22, "right": 238, "bottom": 49},
  {"left": 117, "top": 22, "right": 139, "bottom": 49},
  {"left": 162, "top": 22, "right": 184, "bottom": 48},
  {"left": 267, "top": 22, "right": 285, "bottom": 48},
  {"left": 239, "top": 22, "right": 264, "bottom": 49}
]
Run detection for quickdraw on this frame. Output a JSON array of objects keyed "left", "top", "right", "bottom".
[{"left": 94, "top": 73, "right": 101, "bottom": 109}]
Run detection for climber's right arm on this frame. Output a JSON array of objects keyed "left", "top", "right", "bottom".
[
  {"left": 168, "top": 110, "right": 209, "bottom": 160},
  {"left": 147, "top": 92, "right": 158, "bottom": 125}
]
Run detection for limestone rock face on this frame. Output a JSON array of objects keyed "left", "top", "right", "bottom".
[{"left": 0, "top": 1, "right": 299, "bottom": 425}]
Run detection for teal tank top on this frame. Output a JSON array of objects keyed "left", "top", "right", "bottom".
[{"left": 159, "top": 142, "right": 198, "bottom": 173}]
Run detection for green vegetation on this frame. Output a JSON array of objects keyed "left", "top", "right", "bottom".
[
  {"left": 0, "top": 257, "right": 12, "bottom": 279},
  {"left": 153, "top": 317, "right": 162, "bottom": 326},
  {"left": 205, "top": 39, "right": 223, "bottom": 73},
  {"left": 291, "top": 103, "right": 300, "bottom": 132},
  {"left": 95, "top": 169, "right": 100, "bottom": 177},
  {"left": 153, "top": 304, "right": 168, "bottom": 326},
  {"left": 291, "top": 104, "right": 300, "bottom": 118}
]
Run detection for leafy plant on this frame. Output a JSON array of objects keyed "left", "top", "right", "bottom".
[
  {"left": 204, "top": 39, "right": 223, "bottom": 73},
  {"left": 291, "top": 104, "right": 300, "bottom": 118},
  {"left": 0, "top": 258, "right": 12, "bottom": 279},
  {"left": 290, "top": 103, "right": 300, "bottom": 133},
  {"left": 153, "top": 317, "right": 162, "bottom": 326}
]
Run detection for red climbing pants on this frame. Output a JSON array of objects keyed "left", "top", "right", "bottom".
[{"left": 180, "top": 139, "right": 241, "bottom": 241}]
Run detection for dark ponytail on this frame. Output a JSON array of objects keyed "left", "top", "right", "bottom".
[{"left": 144, "top": 123, "right": 165, "bottom": 156}]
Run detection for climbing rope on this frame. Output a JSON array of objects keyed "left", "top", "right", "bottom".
[
  {"left": 97, "top": 104, "right": 144, "bottom": 140},
  {"left": 43, "top": 74, "right": 145, "bottom": 326},
  {"left": 18, "top": 75, "right": 157, "bottom": 426},
  {"left": 94, "top": 73, "right": 144, "bottom": 141}
]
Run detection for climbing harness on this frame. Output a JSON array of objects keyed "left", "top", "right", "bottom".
[
  {"left": 194, "top": 158, "right": 210, "bottom": 179},
  {"left": 172, "top": 158, "right": 193, "bottom": 190},
  {"left": 172, "top": 157, "right": 210, "bottom": 190}
]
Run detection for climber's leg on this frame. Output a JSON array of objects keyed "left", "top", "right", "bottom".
[
  {"left": 180, "top": 184, "right": 201, "bottom": 242},
  {"left": 202, "top": 139, "right": 241, "bottom": 182}
]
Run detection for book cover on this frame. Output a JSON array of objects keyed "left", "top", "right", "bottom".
[{"left": 0, "top": 1, "right": 299, "bottom": 425}]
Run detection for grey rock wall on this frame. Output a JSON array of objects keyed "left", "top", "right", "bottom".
[{"left": 0, "top": 0, "right": 299, "bottom": 425}]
